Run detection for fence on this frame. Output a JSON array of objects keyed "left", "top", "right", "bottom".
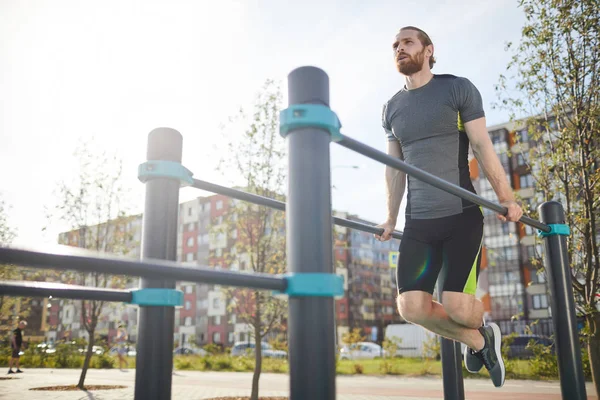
[{"left": 0, "top": 66, "right": 587, "bottom": 400}]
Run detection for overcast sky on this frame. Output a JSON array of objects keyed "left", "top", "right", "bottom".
[{"left": 0, "top": 0, "right": 526, "bottom": 246}]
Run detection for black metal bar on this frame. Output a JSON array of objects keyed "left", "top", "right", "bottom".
[
  {"left": 538, "top": 201, "right": 587, "bottom": 400},
  {"left": 0, "top": 247, "right": 287, "bottom": 291},
  {"left": 337, "top": 135, "right": 550, "bottom": 232},
  {"left": 135, "top": 128, "right": 182, "bottom": 400},
  {"left": 437, "top": 271, "right": 465, "bottom": 400},
  {"left": 286, "top": 66, "right": 336, "bottom": 400},
  {"left": 0, "top": 281, "right": 132, "bottom": 303},
  {"left": 192, "top": 178, "right": 402, "bottom": 240}
]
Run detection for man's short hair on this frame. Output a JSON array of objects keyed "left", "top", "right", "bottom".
[
  {"left": 399, "top": 26, "right": 436, "bottom": 68},
  {"left": 19, "top": 321, "right": 27, "bottom": 326}
]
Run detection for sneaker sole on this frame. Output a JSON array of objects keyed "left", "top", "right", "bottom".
[{"left": 489, "top": 322, "right": 505, "bottom": 387}]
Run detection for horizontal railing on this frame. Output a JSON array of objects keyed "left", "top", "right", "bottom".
[
  {"left": 192, "top": 178, "right": 403, "bottom": 239},
  {"left": 0, "top": 246, "right": 287, "bottom": 292},
  {"left": 336, "top": 134, "right": 550, "bottom": 232}
]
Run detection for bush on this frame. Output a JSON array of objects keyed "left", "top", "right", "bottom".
[
  {"left": 202, "top": 343, "right": 222, "bottom": 355},
  {"left": 422, "top": 335, "right": 440, "bottom": 360},
  {"left": 200, "top": 356, "right": 213, "bottom": 370},
  {"left": 379, "top": 359, "right": 398, "bottom": 375},
  {"left": 90, "top": 353, "right": 115, "bottom": 369},
  {"left": 352, "top": 363, "right": 364, "bottom": 374},
  {"left": 213, "top": 357, "right": 233, "bottom": 371},
  {"left": 174, "top": 358, "right": 194, "bottom": 370},
  {"left": 527, "top": 338, "right": 558, "bottom": 378}
]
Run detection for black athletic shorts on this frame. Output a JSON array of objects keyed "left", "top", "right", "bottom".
[
  {"left": 396, "top": 205, "right": 484, "bottom": 295},
  {"left": 11, "top": 347, "right": 20, "bottom": 358}
]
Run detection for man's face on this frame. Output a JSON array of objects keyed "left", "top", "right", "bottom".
[
  {"left": 393, "top": 30, "right": 428, "bottom": 76},
  {"left": 19, "top": 322, "right": 25, "bottom": 329}
]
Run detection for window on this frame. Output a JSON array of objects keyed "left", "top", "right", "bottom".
[
  {"left": 213, "top": 298, "right": 221, "bottom": 308},
  {"left": 519, "top": 129, "right": 528, "bottom": 143},
  {"left": 520, "top": 174, "right": 534, "bottom": 188},
  {"left": 228, "top": 332, "right": 234, "bottom": 343},
  {"left": 230, "top": 314, "right": 236, "bottom": 324},
  {"left": 216, "top": 248, "right": 222, "bottom": 257},
  {"left": 188, "top": 207, "right": 193, "bottom": 216},
  {"left": 185, "top": 253, "right": 194, "bottom": 262},
  {"left": 187, "top": 223, "right": 195, "bottom": 232},
  {"left": 516, "top": 154, "right": 525, "bottom": 166},
  {"left": 216, "top": 200, "right": 223, "bottom": 210},
  {"left": 184, "top": 317, "right": 192, "bottom": 326},
  {"left": 203, "top": 203, "right": 211, "bottom": 212},
  {"left": 339, "top": 304, "right": 346, "bottom": 313},
  {"left": 185, "top": 301, "right": 191, "bottom": 310},
  {"left": 213, "top": 332, "right": 221, "bottom": 343},
  {"left": 185, "top": 285, "right": 193, "bottom": 294},
  {"left": 214, "top": 316, "right": 221, "bottom": 325},
  {"left": 187, "top": 237, "right": 194, "bottom": 247},
  {"left": 532, "top": 294, "right": 548, "bottom": 309},
  {"left": 231, "top": 229, "right": 237, "bottom": 239}
]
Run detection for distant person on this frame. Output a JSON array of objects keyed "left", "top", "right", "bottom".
[
  {"left": 8, "top": 321, "right": 27, "bottom": 374},
  {"left": 376, "top": 26, "right": 523, "bottom": 388},
  {"left": 115, "top": 325, "right": 129, "bottom": 371}
]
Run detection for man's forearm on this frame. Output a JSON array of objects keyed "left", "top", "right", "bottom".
[
  {"left": 386, "top": 167, "right": 406, "bottom": 224},
  {"left": 473, "top": 144, "right": 514, "bottom": 202}
]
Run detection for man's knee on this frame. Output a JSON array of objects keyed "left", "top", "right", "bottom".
[{"left": 397, "top": 293, "right": 432, "bottom": 324}]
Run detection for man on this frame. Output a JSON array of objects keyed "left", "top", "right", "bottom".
[
  {"left": 8, "top": 320, "right": 27, "bottom": 374},
  {"left": 376, "top": 26, "right": 523, "bottom": 388}
]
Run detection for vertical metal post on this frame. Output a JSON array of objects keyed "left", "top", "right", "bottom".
[
  {"left": 286, "top": 66, "right": 336, "bottom": 400},
  {"left": 135, "top": 128, "right": 182, "bottom": 400},
  {"left": 538, "top": 201, "right": 587, "bottom": 400},
  {"left": 437, "top": 276, "right": 465, "bottom": 400}
]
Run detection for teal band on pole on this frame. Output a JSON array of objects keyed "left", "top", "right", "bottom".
[
  {"left": 537, "top": 224, "right": 570, "bottom": 238},
  {"left": 278, "top": 273, "right": 344, "bottom": 297},
  {"left": 279, "top": 104, "right": 343, "bottom": 142},
  {"left": 138, "top": 161, "right": 194, "bottom": 187},
  {"left": 130, "top": 288, "right": 184, "bottom": 306}
]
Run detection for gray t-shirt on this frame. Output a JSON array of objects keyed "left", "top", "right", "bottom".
[{"left": 382, "top": 74, "right": 485, "bottom": 219}]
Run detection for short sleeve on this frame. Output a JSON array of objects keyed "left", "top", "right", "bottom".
[
  {"left": 382, "top": 103, "right": 396, "bottom": 141},
  {"left": 451, "top": 77, "right": 485, "bottom": 123}
]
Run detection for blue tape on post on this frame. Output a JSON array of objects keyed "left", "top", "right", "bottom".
[
  {"left": 130, "top": 289, "right": 184, "bottom": 307},
  {"left": 279, "top": 104, "right": 343, "bottom": 142},
  {"left": 277, "top": 273, "right": 344, "bottom": 297},
  {"left": 537, "top": 224, "right": 570, "bottom": 238},
  {"left": 138, "top": 161, "right": 194, "bottom": 187}
]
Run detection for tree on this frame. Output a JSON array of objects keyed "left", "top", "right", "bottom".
[
  {"left": 495, "top": 0, "right": 599, "bottom": 395},
  {"left": 218, "top": 79, "right": 287, "bottom": 400},
  {"left": 0, "top": 194, "right": 22, "bottom": 336},
  {"left": 48, "top": 139, "right": 136, "bottom": 388}
]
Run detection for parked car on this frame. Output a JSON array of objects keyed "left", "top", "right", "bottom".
[
  {"left": 505, "top": 334, "right": 554, "bottom": 359},
  {"left": 339, "top": 342, "right": 387, "bottom": 360},
  {"left": 230, "top": 341, "right": 287, "bottom": 359},
  {"left": 173, "top": 346, "right": 208, "bottom": 356},
  {"left": 109, "top": 346, "right": 137, "bottom": 357},
  {"left": 78, "top": 345, "right": 104, "bottom": 355}
]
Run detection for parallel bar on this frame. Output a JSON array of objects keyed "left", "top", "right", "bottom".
[
  {"left": 192, "top": 178, "right": 402, "bottom": 239},
  {"left": 539, "top": 201, "right": 587, "bottom": 400},
  {"left": 286, "top": 66, "right": 336, "bottom": 400},
  {"left": 437, "top": 271, "right": 465, "bottom": 400},
  {"left": 337, "top": 135, "right": 550, "bottom": 232},
  {"left": 0, "top": 280, "right": 132, "bottom": 303},
  {"left": 0, "top": 246, "right": 287, "bottom": 292},
  {"left": 135, "top": 128, "right": 182, "bottom": 400}
]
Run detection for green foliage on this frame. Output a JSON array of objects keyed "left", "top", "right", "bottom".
[
  {"left": 90, "top": 352, "right": 115, "bottom": 369},
  {"left": 352, "top": 363, "right": 364, "bottom": 374},
  {"left": 422, "top": 335, "right": 440, "bottom": 360},
  {"left": 382, "top": 336, "right": 402, "bottom": 358},
  {"left": 174, "top": 358, "right": 194, "bottom": 370},
  {"left": 341, "top": 328, "right": 366, "bottom": 346},
  {"left": 202, "top": 343, "right": 222, "bottom": 355}
]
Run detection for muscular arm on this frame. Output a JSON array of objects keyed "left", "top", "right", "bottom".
[
  {"left": 464, "top": 117, "right": 514, "bottom": 203},
  {"left": 385, "top": 140, "right": 407, "bottom": 225}
]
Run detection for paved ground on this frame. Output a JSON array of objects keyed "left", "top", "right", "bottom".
[{"left": 0, "top": 369, "right": 596, "bottom": 400}]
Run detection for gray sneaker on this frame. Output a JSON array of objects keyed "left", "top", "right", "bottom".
[
  {"left": 463, "top": 346, "right": 484, "bottom": 373},
  {"left": 478, "top": 323, "right": 505, "bottom": 387}
]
